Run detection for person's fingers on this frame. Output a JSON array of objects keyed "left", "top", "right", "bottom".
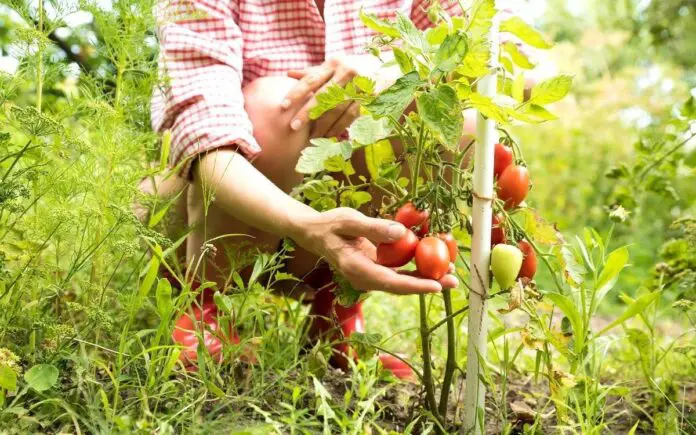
[
  {"left": 281, "top": 66, "right": 335, "bottom": 115},
  {"left": 324, "top": 101, "right": 360, "bottom": 138},
  {"left": 287, "top": 68, "right": 311, "bottom": 79},
  {"left": 399, "top": 270, "right": 459, "bottom": 289},
  {"left": 290, "top": 66, "right": 357, "bottom": 132},
  {"left": 344, "top": 255, "right": 442, "bottom": 294},
  {"left": 329, "top": 208, "right": 406, "bottom": 243},
  {"left": 310, "top": 101, "right": 351, "bottom": 138}
]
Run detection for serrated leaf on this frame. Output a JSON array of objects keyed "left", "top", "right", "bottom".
[
  {"left": 519, "top": 208, "right": 561, "bottom": 245},
  {"left": 503, "top": 42, "right": 534, "bottom": 69},
  {"left": 598, "top": 291, "right": 660, "bottom": 336},
  {"left": 365, "top": 71, "right": 421, "bottom": 120},
  {"left": 309, "top": 85, "right": 347, "bottom": 120},
  {"left": 0, "top": 365, "right": 17, "bottom": 391},
  {"left": 359, "top": 9, "right": 400, "bottom": 38},
  {"left": 395, "top": 11, "right": 427, "bottom": 53},
  {"left": 467, "top": 0, "right": 496, "bottom": 40},
  {"left": 417, "top": 84, "right": 463, "bottom": 149},
  {"left": 469, "top": 92, "right": 509, "bottom": 124},
  {"left": 392, "top": 47, "right": 414, "bottom": 74},
  {"left": 512, "top": 73, "right": 525, "bottom": 102},
  {"left": 24, "top": 364, "right": 59, "bottom": 392},
  {"left": 434, "top": 31, "right": 468, "bottom": 72},
  {"left": 350, "top": 332, "right": 381, "bottom": 360},
  {"left": 459, "top": 41, "right": 490, "bottom": 77},
  {"left": 296, "top": 139, "right": 352, "bottom": 174},
  {"left": 348, "top": 116, "right": 393, "bottom": 145},
  {"left": 364, "top": 139, "right": 395, "bottom": 180},
  {"left": 352, "top": 76, "right": 375, "bottom": 94},
  {"left": 500, "top": 17, "right": 552, "bottom": 49},
  {"left": 530, "top": 75, "right": 573, "bottom": 105}
]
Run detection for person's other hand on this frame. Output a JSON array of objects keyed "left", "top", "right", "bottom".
[
  {"left": 291, "top": 207, "right": 459, "bottom": 295},
  {"left": 280, "top": 58, "right": 361, "bottom": 139}
]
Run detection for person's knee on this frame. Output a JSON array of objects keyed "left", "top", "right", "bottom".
[{"left": 243, "top": 76, "right": 310, "bottom": 149}]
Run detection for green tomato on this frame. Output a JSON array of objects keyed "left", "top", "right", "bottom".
[{"left": 491, "top": 244, "right": 523, "bottom": 289}]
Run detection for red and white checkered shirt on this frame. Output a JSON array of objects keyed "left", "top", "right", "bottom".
[{"left": 152, "top": 0, "right": 461, "bottom": 177}]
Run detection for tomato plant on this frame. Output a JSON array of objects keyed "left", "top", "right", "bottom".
[
  {"left": 376, "top": 229, "right": 419, "bottom": 267},
  {"left": 415, "top": 237, "right": 450, "bottom": 280},
  {"left": 497, "top": 164, "right": 530, "bottom": 209}
]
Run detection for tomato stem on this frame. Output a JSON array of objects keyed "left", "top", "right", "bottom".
[
  {"left": 438, "top": 288, "right": 457, "bottom": 417},
  {"left": 418, "top": 294, "right": 440, "bottom": 421}
]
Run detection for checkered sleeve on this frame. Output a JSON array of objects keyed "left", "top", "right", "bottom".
[
  {"left": 151, "top": 0, "right": 260, "bottom": 178},
  {"left": 411, "top": 0, "right": 464, "bottom": 30}
]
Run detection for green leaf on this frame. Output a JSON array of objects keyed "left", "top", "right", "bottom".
[
  {"left": 434, "top": 31, "right": 468, "bottom": 72},
  {"left": 309, "top": 85, "right": 347, "bottom": 120},
  {"left": 352, "top": 76, "right": 375, "bottom": 94},
  {"left": 359, "top": 9, "right": 400, "bottom": 38},
  {"left": 139, "top": 245, "right": 162, "bottom": 298},
  {"left": 598, "top": 291, "right": 660, "bottom": 336},
  {"left": 296, "top": 139, "right": 352, "bottom": 174},
  {"left": 467, "top": 0, "right": 496, "bottom": 40},
  {"left": 24, "top": 364, "right": 59, "bottom": 392},
  {"left": 500, "top": 17, "right": 552, "bottom": 49},
  {"left": 324, "top": 155, "right": 355, "bottom": 175},
  {"left": 364, "top": 139, "right": 395, "bottom": 180},
  {"left": 365, "top": 71, "right": 421, "bottom": 120},
  {"left": 350, "top": 332, "right": 381, "bottom": 360},
  {"left": 395, "top": 11, "right": 427, "bottom": 53},
  {"left": 155, "top": 277, "right": 173, "bottom": 318},
  {"left": 557, "top": 245, "right": 585, "bottom": 287},
  {"left": 530, "top": 75, "right": 573, "bottom": 105},
  {"left": 459, "top": 41, "right": 490, "bottom": 77},
  {"left": 503, "top": 42, "right": 534, "bottom": 69},
  {"left": 392, "top": 47, "right": 414, "bottom": 74},
  {"left": 500, "top": 55, "right": 514, "bottom": 73},
  {"left": 159, "top": 130, "right": 171, "bottom": 171},
  {"left": 416, "top": 84, "right": 463, "bottom": 149},
  {"left": 546, "top": 292, "right": 584, "bottom": 349},
  {"left": 0, "top": 365, "right": 17, "bottom": 391},
  {"left": 348, "top": 116, "right": 393, "bottom": 145},
  {"left": 425, "top": 23, "right": 449, "bottom": 45},
  {"left": 469, "top": 93, "right": 509, "bottom": 124},
  {"left": 594, "top": 246, "right": 629, "bottom": 305},
  {"left": 512, "top": 73, "right": 525, "bottom": 103},
  {"left": 340, "top": 190, "right": 372, "bottom": 209}
]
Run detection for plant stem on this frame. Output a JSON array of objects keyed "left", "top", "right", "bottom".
[
  {"left": 418, "top": 294, "right": 439, "bottom": 421},
  {"left": 36, "top": 0, "right": 44, "bottom": 112},
  {"left": 438, "top": 289, "right": 457, "bottom": 417}
]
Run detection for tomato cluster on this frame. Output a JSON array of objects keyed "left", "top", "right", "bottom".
[
  {"left": 376, "top": 202, "right": 456, "bottom": 280},
  {"left": 490, "top": 143, "right": 538, "bottom": 289}
]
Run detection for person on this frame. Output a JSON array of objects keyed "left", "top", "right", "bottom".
[{"left": 145, "top": 0, "right": 471, "bottom": 378}]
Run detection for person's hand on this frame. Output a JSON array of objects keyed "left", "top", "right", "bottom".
[
  {"left": 280, "top": 58, "right": 361, "bottom": 139},
  {"left": 290, "top": 207, "right": 459, "bottom": 295}
]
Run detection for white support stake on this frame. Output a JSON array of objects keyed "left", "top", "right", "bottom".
[{"left": 463, "top": 5, "right": 499, "bottom": 434}]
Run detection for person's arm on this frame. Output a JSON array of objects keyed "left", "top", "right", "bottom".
[
  {"left": 196, "top": 150, "right": 458, "bottom": 295},
  {"left": 152, "top": 0, "right": 260, "bottom": 177}
]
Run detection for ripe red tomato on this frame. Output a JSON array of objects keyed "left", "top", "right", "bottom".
[
  {"left": 395, "top": 202, "right": 428, "bottom": 230},
  {"left": 497, "top": 165, "right": 529, "bottom": 209},
  {"left": 517, "top": 239, "right": 537, "bottom": 279},
  {"left": 491, "top": 214, "right": 506, "bottom": 246},
  {"left": 494, "top": 143, "right": 513, "bottom": 179},
  {"left": 415, "top": 237, "right": 450, "bottom": 280},
  {"left": 376, "top": 229, "right": 419, "bottom": 267},
  {"left": 437, "top": 233, "right": 458, "bottom": 262}
]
